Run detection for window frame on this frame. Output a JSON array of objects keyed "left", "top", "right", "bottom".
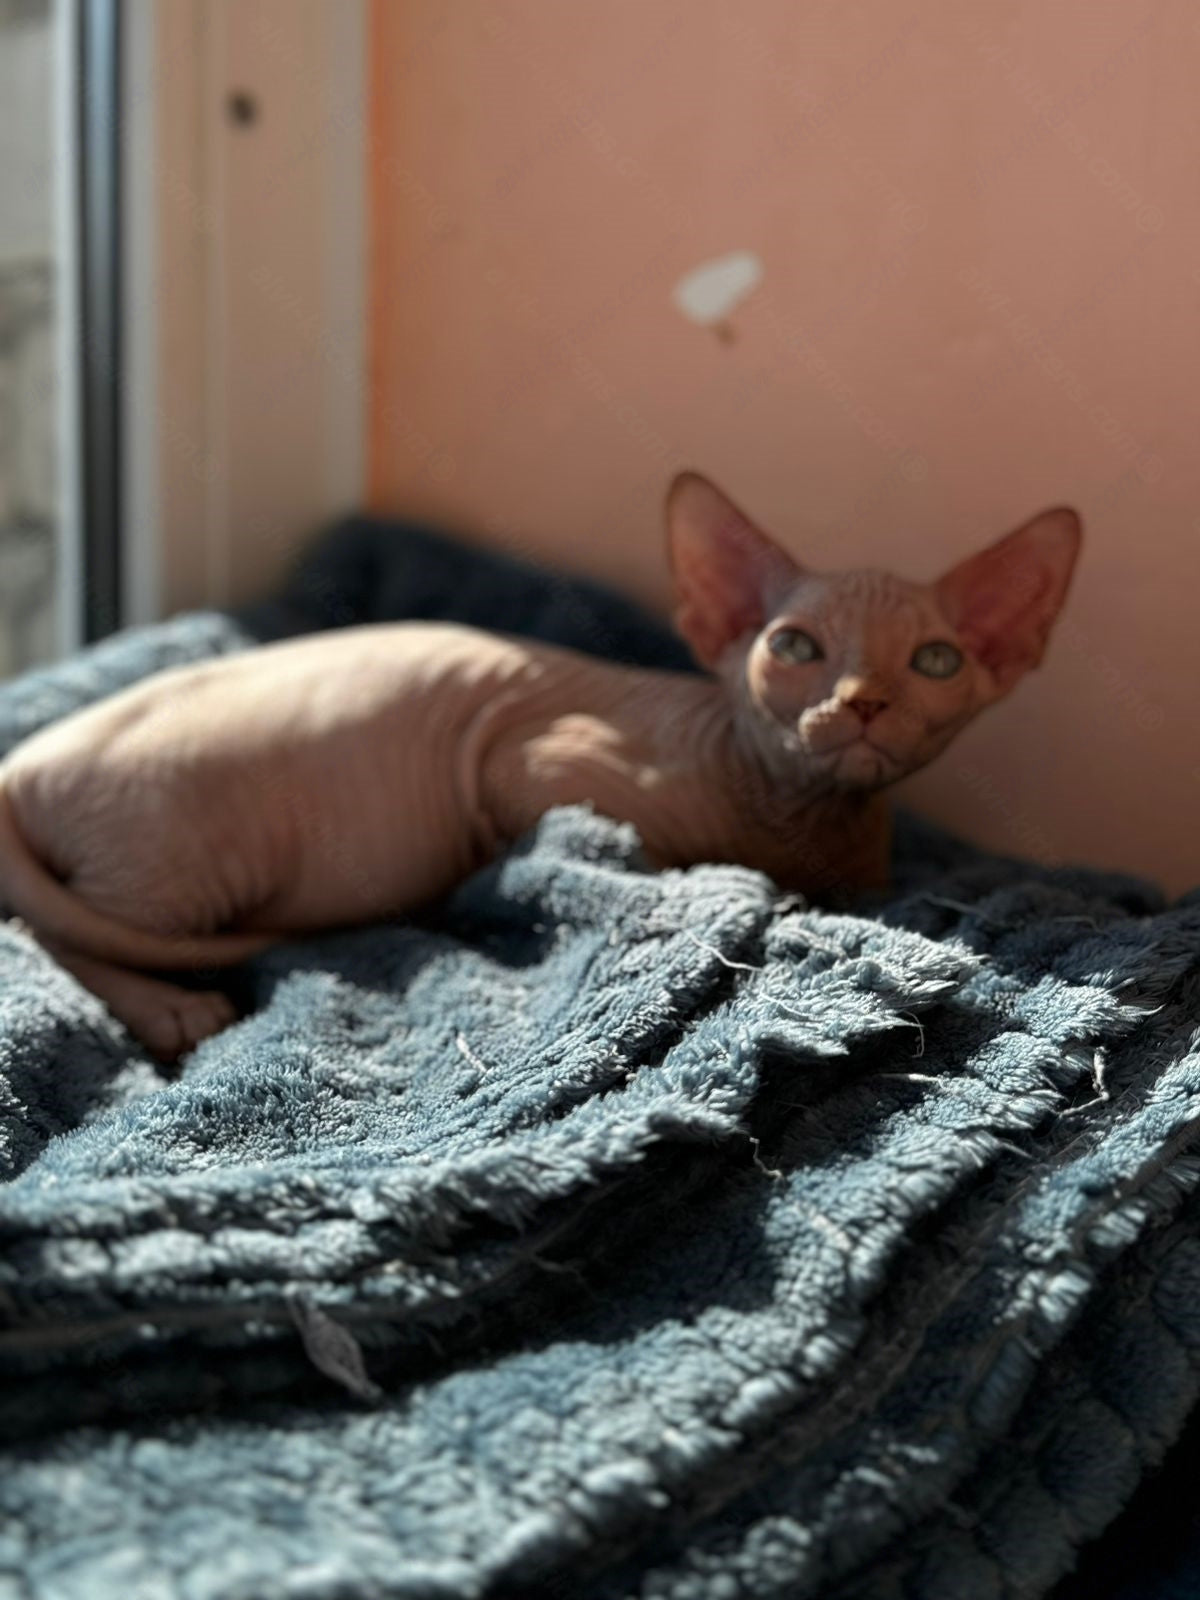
[{"left": 77, "top": 0, "right": 123, "bottom": 642}]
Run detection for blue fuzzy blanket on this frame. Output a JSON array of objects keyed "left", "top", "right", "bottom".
[{"left": 1, "top": 519, "right": 1198, "bottom": 1600}]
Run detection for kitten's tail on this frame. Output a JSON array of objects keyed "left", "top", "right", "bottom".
[{"left": 0, "top": 781, "right": 275, "bottom": 970}]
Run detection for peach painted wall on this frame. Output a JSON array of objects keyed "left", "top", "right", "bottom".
[{"left": 368, "top": 0, "right": 1200, "bottom": 893}]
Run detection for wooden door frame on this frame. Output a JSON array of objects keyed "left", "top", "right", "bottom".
[{"left": 121, "top": 0, "right": 366, "bottom": 625}]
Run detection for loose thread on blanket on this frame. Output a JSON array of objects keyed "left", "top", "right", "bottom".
[
  {"left": 897, "top": 1011, "right": 927, "bottom": 1058},
  {"left": 1056, "top": 1097, "right": 1104, "bottom": 1121},
  {"left": 774, "top": 892, "right": 811, "bottom": 914},
  {"left": 680, "top": 930, "right": 762, "bottom": 971},
  {"left": 526, "top": 1251, "right": 598, "bottom": 1297},
  {"left": 989, "top": 1137, "right": 1034, "bottom": 1161},
  {"left": 456, "top": 1033, "right": 492, "bottom": 1074},
  {"left": 286, "top": 1293, "right": 383, "bottom": 1404},
  {"left": 1056, "top": 1049, "right": 1115, "bottom": 1122},
  {"left": 1092, "top": 1048, "right": 1111, "bottom": 1102},
  {"left": 876, "top": 1072, "right": 962, "bottom": 1093},
  {"left": 919, "top": 891, "right": 1106, "bottom": 934},
  {"left": 745, "top": 1133, "right": 784, "bottom": 1181}
]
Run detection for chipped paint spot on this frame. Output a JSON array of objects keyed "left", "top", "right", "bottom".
[{"left": 672, "top": 251, "right": 764, "bottom": 334}]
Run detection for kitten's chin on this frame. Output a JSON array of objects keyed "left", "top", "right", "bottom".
[{"left": 827, "top": 739, "right": 902, "bottom": 791}]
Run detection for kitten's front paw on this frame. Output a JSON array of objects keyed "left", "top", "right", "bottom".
[{"left": 140, "top": 988, "right": 239, "bottom": 1063}]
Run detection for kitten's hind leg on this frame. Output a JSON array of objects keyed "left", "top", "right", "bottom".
[{"left": 41, "top": 939, "right": 238, "bottom": 1062}]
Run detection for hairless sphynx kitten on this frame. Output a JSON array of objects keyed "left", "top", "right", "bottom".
[{"left": 0, "top": 473, "right": 1080, "bottom": 1059}]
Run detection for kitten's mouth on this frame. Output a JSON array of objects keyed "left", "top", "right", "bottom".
[{"left": 830, "top": 734, "right": 900, "bottom": 781}]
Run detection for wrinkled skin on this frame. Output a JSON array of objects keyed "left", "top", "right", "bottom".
[{"left": 0, "top": 472, "right": 1080, "bottom": 1058}]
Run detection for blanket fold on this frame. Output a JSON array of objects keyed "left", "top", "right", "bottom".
[{"left": 0, "top": 517, "right": 1196, "bottom": 1600}]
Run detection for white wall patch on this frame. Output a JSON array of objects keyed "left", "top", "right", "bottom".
[{"left": 671, "top": 251, "right": 764, "bottom": 333}]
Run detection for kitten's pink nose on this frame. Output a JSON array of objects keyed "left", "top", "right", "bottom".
[{"left": 847, "top": 697, "right": 888, "bottom": 724}]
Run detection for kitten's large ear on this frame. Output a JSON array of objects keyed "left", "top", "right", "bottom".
[
  {"left": 666, "top": 472, "right": 802, "bottom": 669},
  {"left": 935, "top": 506, "right": 1082, "bottom": 693}
]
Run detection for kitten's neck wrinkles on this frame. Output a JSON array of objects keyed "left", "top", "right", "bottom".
[
  {"left": 684, "top": 690, "right": 890, "bottom": 895},
  {"left": 484, "top": 659, "right": 890, "bottom": 899}
]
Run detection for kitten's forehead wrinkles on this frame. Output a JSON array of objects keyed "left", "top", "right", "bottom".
[{"left": 780, "top": 569, "right": 930, "bottom": 629}]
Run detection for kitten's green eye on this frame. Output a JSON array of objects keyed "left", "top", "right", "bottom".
[
  {"left": 911, "top": 640, "right": 964, "bottom": 679},
  {"left": 767, "top": 627, "right": 823, "bottom": 665}
]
